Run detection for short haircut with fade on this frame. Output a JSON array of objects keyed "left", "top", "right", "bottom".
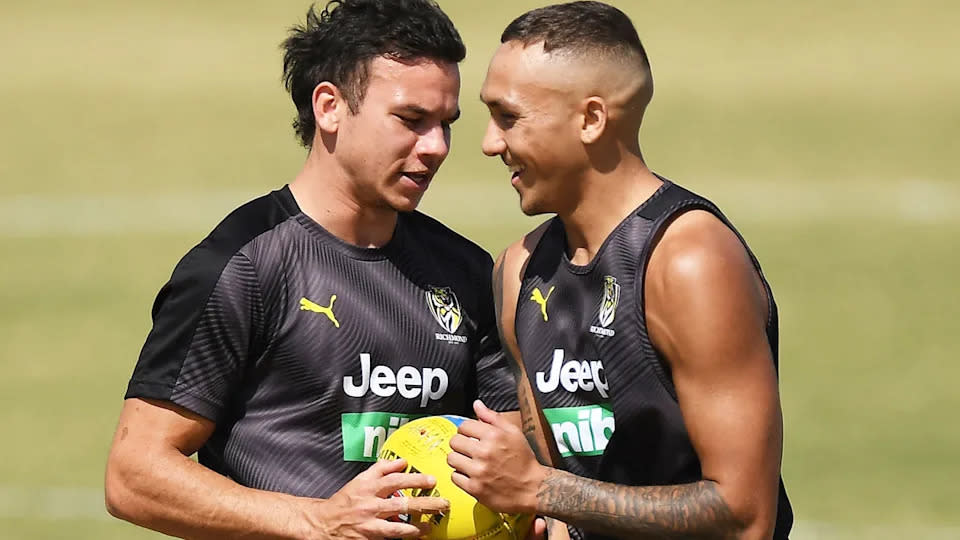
[
  {"left": 501, "top": 1, "right": 650, "bottom": 68},
  {"left": 282, "top": 0, "right": 466, "bottom": 147}
]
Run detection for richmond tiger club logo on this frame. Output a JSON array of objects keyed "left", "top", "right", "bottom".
[
  {"left": 590, "top": 275, "right": 620, "bottom": 338},
  {"left": 425, "top": 286, "right": 467, "bottom": 344}
]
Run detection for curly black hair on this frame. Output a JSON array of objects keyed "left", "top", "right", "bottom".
[{"left": 282, "top": 0, "right": 465, "bottom": 147}]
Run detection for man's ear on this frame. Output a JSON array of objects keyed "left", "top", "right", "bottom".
[
  {"left": 580, "top": 96, "right": 608, "bottom": 145},
  {"left": 312, "top": 81, "right": 343, "bottom": 134}
]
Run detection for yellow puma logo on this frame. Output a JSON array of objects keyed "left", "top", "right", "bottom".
[
  {"left": 299, "top": 295, "right": 340, "bottom": 328},
  {"left": 530, "top": 286, "right": 555, "bottom": 322}
]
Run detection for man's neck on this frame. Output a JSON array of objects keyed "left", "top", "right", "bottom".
[
  {"left": 560, "top": 158, "right": 662, "bottom": 266},
  {"left": 289, "top": 151, "right": 398, "bottom": 248}
]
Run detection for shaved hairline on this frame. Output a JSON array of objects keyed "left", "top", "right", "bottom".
[
  {"left": 502, "top": 39, "right": 651, "bottom": 105},
  {"left": 508, "top": 36, "right": 648, "bottom": 70}
]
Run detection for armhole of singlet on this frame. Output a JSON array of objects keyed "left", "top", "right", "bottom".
[
  {"left": 635, "top": 199, "right": 776, "bottom": 401},
  {"left": 634, "top": 200, "right": 725, "bottom": 400}
]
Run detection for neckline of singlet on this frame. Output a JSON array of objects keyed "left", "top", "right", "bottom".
[
  {"left": 277, "top": 185, "right": 403, "bottom": 261},
  {"left": 559, "top": 176, "right": 673, "bottom": 275}
]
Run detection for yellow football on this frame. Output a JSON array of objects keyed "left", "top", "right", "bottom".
[{"left": 378, "top": 415, "right": 533, "bottom": 540}]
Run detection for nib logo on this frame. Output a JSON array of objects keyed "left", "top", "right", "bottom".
[
  {"left": 543, "top": 404, "right": 616, "bottom": 457},
  {"left": 341, "top": 412, "right": 423, "bottom": 462}
]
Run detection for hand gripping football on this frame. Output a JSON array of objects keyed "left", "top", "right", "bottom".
[{"left": 378, "top": 415, "right": 533, "bottom": 540}]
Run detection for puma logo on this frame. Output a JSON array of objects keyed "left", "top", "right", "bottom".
[
  {"left": 300, "top": 295, "right": 340, "bottom": 328},
  {"left": 530, "top": 286, "right": 555, "bottom": 322}
]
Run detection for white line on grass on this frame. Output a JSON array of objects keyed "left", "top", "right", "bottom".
[
  {"left": 0, "top": 179, "right": 957, "bottom": 238},
  {"left": 790, "top": 519, "right": 960, "bottom": 540}
]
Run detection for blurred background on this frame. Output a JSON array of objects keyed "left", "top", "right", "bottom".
[{"left": 1, "top": 1, "right": 957, "bottom": 538}]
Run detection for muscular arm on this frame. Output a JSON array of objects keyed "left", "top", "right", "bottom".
[
  {"left": 537, "top": 472, "right": 734, "bottom": 539},
  {"left": 532, "top": 211, "right": 783, "bottom": 539},
  {"left": 105, "top": 399, "right": 447, "bottom": 539},
  {"left": 105, "top": 398, "right": 312, "bottom": 539},
  {"left": 492, "top": 227, "right": 563, "bottom": 468},
  {"left": 493, "top": 231, "right": 572, "bottom": 540}
]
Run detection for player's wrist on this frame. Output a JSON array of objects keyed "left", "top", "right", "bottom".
[
  {"left": 285, "top": 494, "right": 330, "bottom": 539},
  {"left": 527, "top": 463, "right": 551, "bottom": 515}
]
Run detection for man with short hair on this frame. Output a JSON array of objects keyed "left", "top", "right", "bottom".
[
  {"left": 447, "top": 2, "right": 794, "bottom": 539},
  {"left": 104, "top": 1, "right": 520, "bottom": 538}
]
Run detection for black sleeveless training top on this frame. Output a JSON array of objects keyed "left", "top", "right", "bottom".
[{"left": 515, "top": 178, "right": 793, "bottom": 539}]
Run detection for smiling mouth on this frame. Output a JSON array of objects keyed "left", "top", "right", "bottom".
[
  {"left": 401, "top": 172, "right": 431, "bottom": 186},
  {"left": 508, "top": 165, "right": 524, "bottom": 183}
]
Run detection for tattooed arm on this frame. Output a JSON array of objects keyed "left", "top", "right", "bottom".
[
  {"left": 490, "top": 227, "right": 571, "bottom": 540},
  {"left": 627, "top": 210, "right": 782, "bottom": 539},
  {"left": 536, "top": 472, "right": 737, "bottom": 539},
  {"left": 490, "top": 225, "right": 564, "bottom": 468}
]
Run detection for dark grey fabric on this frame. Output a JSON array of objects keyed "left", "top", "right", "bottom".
[
  {"left": 516, "top": 178, "right": 793, "bottom": 539},
  {"left": 127, "top": 185, "right": 517, "bottom": 498}
]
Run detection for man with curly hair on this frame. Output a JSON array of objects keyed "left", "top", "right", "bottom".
[{"left": 105, "top": 2, "right": 521, "bottom": 538}]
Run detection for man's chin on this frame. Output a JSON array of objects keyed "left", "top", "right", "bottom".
[
  {"left": 391, "top": 195, "right": 424, "bottom": 213},
  {"left": 518, "top": 195, "right": 549, "bottom": 217}
]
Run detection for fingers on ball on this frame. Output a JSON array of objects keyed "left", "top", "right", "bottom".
[
  {"left": 369, "top": 458, "right": 407, "bottom": 477},
  {"left": 376, "top": 472, "right": 437, "bottom": 497}
]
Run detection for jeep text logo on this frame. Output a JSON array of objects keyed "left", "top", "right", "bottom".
[
  {"left": 535, "top": 349, "right": 608, "bottom": 398},
  {"left": 343, "top": 353, "right": 449, "bottom": 407}
]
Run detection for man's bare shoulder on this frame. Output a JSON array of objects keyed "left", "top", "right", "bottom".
[
  {"left": 494, "top": 220, "right": 555, "bottom": 332},
  {"left": 498, "top": 219, "right": 554, "bottom": 280},
  {"left": 648, "top": 209, "right": 753, "bottom": 290},
  {"left": 646, "top": 209, "right": 769, "bottom": 372}
]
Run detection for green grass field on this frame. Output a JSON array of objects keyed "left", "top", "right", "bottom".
[{"left": 1, "top": 1, "right": 957, "bottom": 538}]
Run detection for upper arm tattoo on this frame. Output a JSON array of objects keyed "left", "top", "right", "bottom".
[{"left": 492, "top": 256, "right": 557, "bottom": 466}]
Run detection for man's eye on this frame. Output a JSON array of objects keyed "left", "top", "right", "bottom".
[
  {"left": 496, "top": 112, "right": 517, "bottom": 127},
  {"left": 396, "top": 115, "right": 422, "bottom": 127}
]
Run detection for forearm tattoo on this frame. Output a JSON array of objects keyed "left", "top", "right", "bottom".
[{"left": 538, "top": 469, "right": 740, "bottom": 539}]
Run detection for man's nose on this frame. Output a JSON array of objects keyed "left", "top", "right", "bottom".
[
  {"left": 417, "top": 124, "right": 450, "bottom": 162},
  {"left": 481, "top": 118, "right": 505, "bottom": 157}
]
